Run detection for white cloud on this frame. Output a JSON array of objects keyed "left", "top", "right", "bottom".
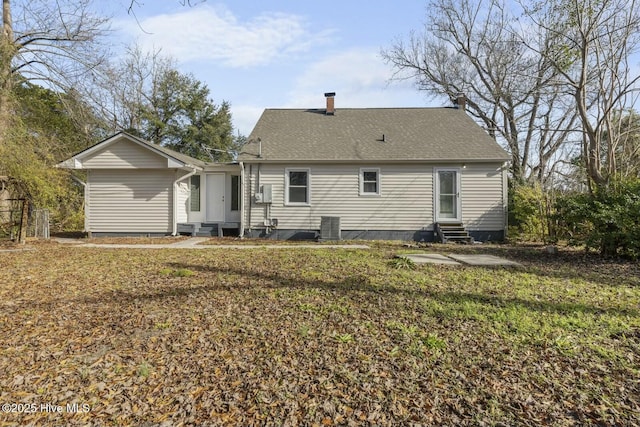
[
  {"left": 230, "top": 48, "right": 437, "bottom": 136},
  {"left": 119, "top": 5, "right": 334, "bottom": 68},
  {"left": 284, "top": 48, "right": 432, "bottom": 109},
  {"left": 230, "top": 104, "right": 264, "bottom": 137}
]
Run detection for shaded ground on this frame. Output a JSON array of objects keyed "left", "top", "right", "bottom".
[
  {"left": 0, "top": 241, "right": 639, "bottom": 425},
  {"left": 65, "top": 235, "right": 190, "bottom": 245},
  {"left": 198, "top": 237, "right": 358, "bottom": 245}
]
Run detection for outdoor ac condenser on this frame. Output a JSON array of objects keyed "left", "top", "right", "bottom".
[{"left": 320, "top": 216, "right": 341, "bottom": 240}]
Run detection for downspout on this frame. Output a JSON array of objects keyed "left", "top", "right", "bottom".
[
  {"left": 70, "top": 174, "right": 89, "bottom": 234},
  {"left": 502, "top": 162, "right": 509, "bottom": 240},
  {"left": 239, "top": 161, "right": 245, "bottom": 238},
  {"left": 248, "top": 164, "right": 253, "bottom": 233},
  {"left": 257, "top": 163, "right": 264, "bottom": 229},
  {"left": 172, "top": 167, "right": 198, "bottom": 236}
]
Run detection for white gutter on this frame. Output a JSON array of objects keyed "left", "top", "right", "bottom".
[
  {"left": 239, "top": 161, "right": 245, "bottom": 238},
  {"left": 172, "top": 167, "right": 198, "bottom": 236},
  {"left": 70, "top": 174, "right": 89, "bottom": 233}
]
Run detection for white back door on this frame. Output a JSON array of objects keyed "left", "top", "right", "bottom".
[
  {"left": 206, "top": 173, "right": 225, "bottom": 222},
  {"left": 435, "top": 168, "right": 461, "bottom": 222}
]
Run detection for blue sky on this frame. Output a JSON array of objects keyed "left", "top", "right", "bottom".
[{"left": 105, "top": 0, "right": 442, "bottom": 136}]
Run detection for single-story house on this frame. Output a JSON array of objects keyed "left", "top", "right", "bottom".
[
  {"left": 58, "top": 93, "right": 510, "bottom": 241},
  {"left": 57, "top": 132, "right": 241, "bottom": 237}
]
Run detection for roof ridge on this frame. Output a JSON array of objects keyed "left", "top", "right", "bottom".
[{"left": 263, "top": 106, "right": 454, "bottom": 111}]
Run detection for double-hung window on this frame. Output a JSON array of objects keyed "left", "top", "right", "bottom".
[
  {"left": 359, "top": 168, "right": 380, "bottom": 196},
  {"left": 285, "top": 169, "right": 310, "bottom": 205}
]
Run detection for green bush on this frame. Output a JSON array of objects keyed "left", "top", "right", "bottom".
[
  {"left": 555, "top": 179, "right": 640, "bottom": 259},
  {"left": 508, "top": 183, "right": 549, "bottom": 242}
]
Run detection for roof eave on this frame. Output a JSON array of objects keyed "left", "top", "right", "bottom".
[
  {"left": 57, "top": 131, "right": 207, "bottom": 169},
  {"left": 239, "top": 157, "right": 510, "bottom": 164}
]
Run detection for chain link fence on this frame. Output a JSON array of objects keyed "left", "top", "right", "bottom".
[{"left": 30, "top": 209, "right": 50, "bottom": 239}]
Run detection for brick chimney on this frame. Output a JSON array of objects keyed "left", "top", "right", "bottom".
[
  {"left": 324, "top": 92, "right": 336, "bottom": 115},
  {"left": 455, "top": 93, "right": 466, "bottom": 111}
]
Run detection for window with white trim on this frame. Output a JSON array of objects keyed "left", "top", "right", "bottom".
[
  {"left": 285, "top": 169, "right": 310, "bottom": 205},
  {"left": 360, "top": 168, "right": 380, "bottom": 196}
]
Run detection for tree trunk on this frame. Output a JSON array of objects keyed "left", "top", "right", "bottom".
[
  {"left": 18, "top": 198, "right": 28, "bottom": 244},
  {"left": 0, "top": 0, "right": 14, "bottom": 124}
]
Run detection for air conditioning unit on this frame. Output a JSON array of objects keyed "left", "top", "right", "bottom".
[{"left": 320, "top": 216, "right": 341, "bottom": 240}]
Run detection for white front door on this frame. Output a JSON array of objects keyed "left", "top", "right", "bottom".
[
  {"left": 206, "top": 174, "right": 225, "bottom": 222},
  {"left": 435, "top": 168, "right": 461, "bottom": 222}
]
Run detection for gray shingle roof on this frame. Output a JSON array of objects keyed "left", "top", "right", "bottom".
[{"left": 239, "top": 108, "right": 509, "bottom": 163}]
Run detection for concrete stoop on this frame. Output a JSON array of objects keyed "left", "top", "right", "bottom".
[{"left": 400, "top": 253, "right": 521, "bottom": 266}]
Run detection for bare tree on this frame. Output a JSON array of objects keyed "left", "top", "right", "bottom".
[
  {"left": 382, "top": 0, "right": 578, "bottom": 185},
  {"left": 88, "top": 44, "right": 236, "bottom": 162},
  {"left": 0, "top": 0, "right": 109, "bottom": 122},
  {"left": 602, "top": 110, "right": 640, "bottom": 179},
  {"left": 521, "top": 0, "right": 640, "bottom": 188},
  {"left": 88, "top": 44, "right": 174, "bottom": 134}
]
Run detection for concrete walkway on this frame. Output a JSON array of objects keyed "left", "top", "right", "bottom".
[
  {"left": 401, "top": 254, "right": 462, "bottom": 265},
  {"left": 400, "top": 253, "right": 521, "bottom": 267},
  {"left": 54, "top": 237, "right": 370, "bottom": 250},
  {"left": 447, "top": 253, "right": 522, "bottom": 266}
]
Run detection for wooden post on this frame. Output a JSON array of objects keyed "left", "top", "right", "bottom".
[{"left": 18, "top": 198, "right": 28, "bottom": 244}]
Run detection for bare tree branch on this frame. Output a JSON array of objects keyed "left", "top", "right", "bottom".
[
  {"left": 520, "top": 0, "right": 640, "bottom": 187},
  {"left": 382, "top": 0, "right": 577, "bottom": 185}
]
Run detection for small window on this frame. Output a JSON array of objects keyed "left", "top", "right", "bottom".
[
  {"left": 231, "top": 175, "right": 241, "bottom": 211},
  {"left": 190, "top": 175, "right": 201, "bottom": 211},
  {"left": 360, "top": 168, "right": 380, "bottom": 196},
  {"left": 285, "top": 169, "right": 310, "bottom": 205}
]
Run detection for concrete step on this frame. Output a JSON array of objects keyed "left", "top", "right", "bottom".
[
  {"left": 196, "top": 224, "right": 218, "bottom": 237},
  {"left": 444, "top": 236, "right": 474, "bottom": 243}
]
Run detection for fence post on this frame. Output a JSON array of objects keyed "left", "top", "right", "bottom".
[
  {"left": 18, "top": 199, "right": 28, "bottom": 244},
  {"left": 44, "top": 210, "right": 50, "bottom": 239}
]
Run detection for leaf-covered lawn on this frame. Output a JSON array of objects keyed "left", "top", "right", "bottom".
[{"left": 1, "top": 243, "right": 639, "bottom": 426}]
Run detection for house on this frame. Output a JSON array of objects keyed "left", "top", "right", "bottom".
[
  {"left": 238, "top": 93, "right": 510, "bottom": 241},
  {"left": 57, "top": 132, "right": 241, "bottom": 237},
  {"left": 59, "top": 93, "right": 510, "bottom": 241}
]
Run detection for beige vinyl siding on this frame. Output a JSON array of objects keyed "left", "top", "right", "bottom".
[
  {"left": 87, "top": 169, "right": 173, "bottom": 233},
  {"left": 461, "top": 163, "right": 505, "bottom": 231},
  {"left": 246, "top": 164, "right": 433, "bottom": 230},
  {"left": 176, "top": 181, "right": 189, "bottom": 223},
  {"left": 83, "top": 139, "right": 167, "bottom": 169}
]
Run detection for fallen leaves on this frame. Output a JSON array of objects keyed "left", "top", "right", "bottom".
[{"left": 0, "top": 244, "right": 638, "bottom": 425}]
